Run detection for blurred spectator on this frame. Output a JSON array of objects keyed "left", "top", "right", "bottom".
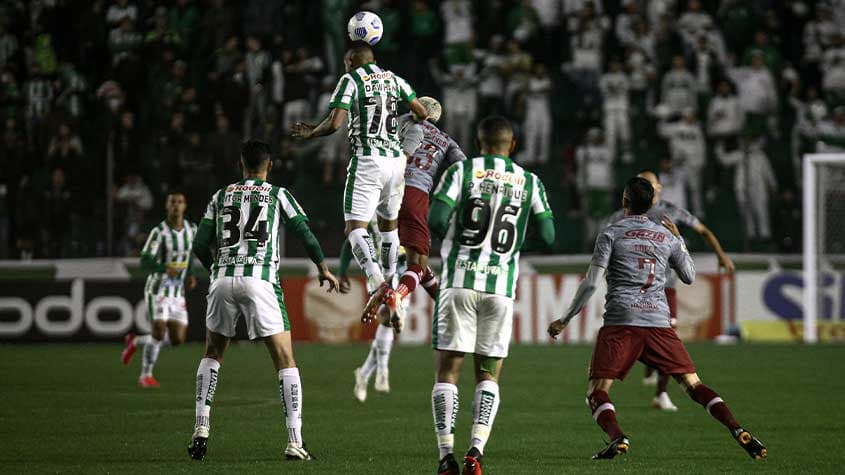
[
  {"left": 576, "top": 128, "right": 613, "bottom": 245},
  {"left": 660, "top": 55, "right": 697, "bottom": 116},
  {"left": 433, "top": 63, "right": 478, "bottom": 150},
  {"left": 440, "top": 0, "right": 473, "bottom": 57},
  {"left": 0, "top": 69, "right": 20, "bottom": 120},
  {"left": 108, "top": 17, "right": 143, "bottom": 68},
  {"left": 217, "top": 59, "right": 249, "bottom": 132},
  {"left": 0, "top": 24, "right": 19, "bottom": 67},
  {"left": 145, "top": 7, "right": 183, "bottom": 52},
  {"left": 243, "top": 35, "right": 271, "bottom": 137},
  {"left": 316, "top": 77, "right": 347, "bottom": 186},
  {"left": 24, "top": 65, "right": 54, "bottom": 137},
  {"left": 46, "top": 123, "right": 83, "bottom": 176},
  {"left": 281, "top": 47, "right": 322, "bottom": 133},
  {"left": 408, "top": 0, "right": 440, "bottom": 90},
  {"left": 106, "top": 0, "right": 138, "bottom": 27},
  {"left": 208, "top": 113, "right": 241, "bottom": 185},
  {"left": 114, "top": 173, "right": 153, "bottom": 255},
  {"left": 743, "top": 31, "right": 782, "bottom": 76},
  {"left": 659, "top": 108, "right": 706, "bottom": 217},
  {"left": 168, "top": 0, "right": 200, "bottom": 53},
  {"left": 42, "top": 167, "right": 73, "bottom": 258},
  {"left": 614, "top": 2, "right": 639, "bottom": 48},
  {"left": 156, "top": 110, "right": 188, "bottom": 190},
  {"left": 0, "top": 117, "right": 25, "bottom": 259},
  {"left": 677, "top": 0, "right": 713, "bottom": 47},
  {"left": 199, "top": 0, "right": 235, "bottom": 56},
  {"left": 773, "top": 188, "right": 801, "bottom": 252},
  {"left": 507, "top": 0, "right": 540, "bottom": 46},
  {"left": 802, "top": 4, "right": 836, "bottom": 79},
  {"left": 55, "top": 61, "right": 87, "bottom": 119},
  {"left": 530, "top": 0, "right": 563, "bottom": 64},
  {"left": 707, "top": 79, "right": 744, "bottom": 146},
  {"left": 716, "top": 135, "right": 777, "bottom": 245},
  {"left": 564, "top": 1, "right": 607, "bottom": 101},
  {"left": 600, "top": 58, "right": 631, "bottom": 160},
  {"left": 114, "top": 111, "right": 140, "bottom": 179},
  {"left": 657, "top": 155, "right": 689, "bottom": 209},
  {"left": 816, "top": 107, "right": 845, "bottom": 153},
  {"left": 729, "top": 51, "right": 777, "bottom": 137},
  {"left": 475, "top": 36, "right": 507, "bottom": 117},
  {"left": 691, "top": 34, "right": 722, "bottom": 94},
  {"left": 520, "top": 63, "right": 552, "bottom": 167},
  {"left": 822, "top": 34, "right": 845, "bottom": 105},
  {"left": 212, "top": 36, "right": 241, "bottom": 81}
]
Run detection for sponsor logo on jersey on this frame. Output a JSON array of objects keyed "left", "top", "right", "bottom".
[
  {"left": 360, "top": 71, "right": 394, "bottom": 82},
  {"left": 623, "top": 229, "right": 666, "bottom": 242},
  {"left": 227, "top": 184, "right": 271, "bottom": 192},
  {"left": 474, "top": 169, "right": 526, "bottom": 186},
  {"left": 455, "top": 258, "right": 507, "bottom": 276}
]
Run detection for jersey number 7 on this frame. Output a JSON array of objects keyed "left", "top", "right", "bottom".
[{"left": 638, "top": 257, "right": 656, "bottom": 294}]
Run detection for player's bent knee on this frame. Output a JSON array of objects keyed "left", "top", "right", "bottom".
[
  {"left": 476, "top": 356, "right": 501, "bottom": 382},
  {"left": 377, "top": 217, "right": 398, "bottom": 231},
  {"left": 676, "top": 373, "right": 701, "bottom": 392},
  {"left": 344, "top": 220, "right": 369, "bottom": 235}
]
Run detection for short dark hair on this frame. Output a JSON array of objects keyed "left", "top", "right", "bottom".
[
  {"left": 240, "top": 139, "right": 271, "bottom": 172},
  {"left": 347, "top": 41, "right": 375, "bottom": 64},
  {"left": 477, "top": 115, "right": 514, "bottom": 149},
  {"left": 624, "top": 176, "right": 654, "bottom": 215},
  {"left": 166, "top": 189, "right": 187, "bottom": 200}
]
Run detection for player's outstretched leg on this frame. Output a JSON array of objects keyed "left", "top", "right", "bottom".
[
  {"left": 432, "top": 382, "right": 460, "bottom": 475},
  {"left": 347, "top": 226, "right": 390, "bottom": 322},
  {"left": 373, "top": 323, "right": 393, "bottom": 393},
  {"left": 354, "top": 339, "right": 378, "bottom": 403},
  {"left": 681, "top": 375, "right": 767, "bottom": 460},
  {"left": 651, "top": 372, "right": 677, "bottom": 411},
  {"left": 587, "top": 384, "right": 630, "bottom": 460},
  {"left": 121, "top": 332, "right": 138, "bottom": 365},
  {"left": 188, "top": 357, "right": 220, "bottom": 460}
]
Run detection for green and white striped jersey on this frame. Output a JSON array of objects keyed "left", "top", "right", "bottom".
[
  {"left": 433, "top": 155, "right": 553, "bottom": 298},
  {"left": 329, "top": 62, "right": 417, "bottom": 158},
  {"left": 202, "top": 179, "right": 307, "bottom": 283},
  {"left": 142, "top": 220, "right": 197, "bottom": 298}
]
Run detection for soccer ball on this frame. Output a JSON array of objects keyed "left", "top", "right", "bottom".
[{"left": 347, "top": 11, "right": 383, "bottom": 45}]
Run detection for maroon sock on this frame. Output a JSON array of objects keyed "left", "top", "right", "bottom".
[
  {"left": 588, "top": 390, "right": 623, "bottom": 439},
  {"left": 690, "top": 384, "right": 741, "bottom": 431},
  {"left": 397, "top": 264, "right": 423, "bottom": 298},
  {"left": 657, "top": 372, "right": 670, "bottom": 396},
  {"left": 420, "top": 266, "right": 439, "bottom": 300}
]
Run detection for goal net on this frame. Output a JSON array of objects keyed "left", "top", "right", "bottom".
[{"left": 803, "top": 154, "right": 845, "bottom": 343}]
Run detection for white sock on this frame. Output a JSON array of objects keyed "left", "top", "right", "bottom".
[
  {"left": 380, "top": 229, "right": 400, "bottom": 280},
  {"left": 134, "top": 334, "right": 153, "bottom": 346},
  {"left": 279, "top": 367, "right": 303, "bottom": 446},
  {"left": 360, "top": 341, "right": 378, "bottom": 381},
  {"left": 140, "top": 337, "right": 162, "bottom": 378},
  {"left": 470, "top": 380, "right": 501, "bottom": 455},
  {"left": 375, "top": 323, "right": 393, "bottom": 374},
  {"left": 195, "top": 358, "right": 221, "bottom": 430},
  {"left": 432, "top": 382, "right": 459, "bottom": 459},
  {"left": 347, "top": 228, "right": 385, "bottom": 292}
]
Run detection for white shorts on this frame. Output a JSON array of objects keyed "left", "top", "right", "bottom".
[
  {"left": 206, "top": 277, "right": 290, "bottom": 340},
  {"left": 343, "top": 154, "right": 405, "bottom": 221},
  {"left": 146, "top": 293, "right": 188, "bottom": 326},
  {"left": 433, "top": 288, "right": 514, "bottom": 358}
]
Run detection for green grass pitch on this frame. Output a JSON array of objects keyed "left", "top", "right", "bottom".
[{"left": 2, "top": 343, "right": 843, "bottom": 473}]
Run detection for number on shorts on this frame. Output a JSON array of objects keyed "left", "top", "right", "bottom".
[{"left": 638, "top": 258, "right": 656, "bottom": 293}]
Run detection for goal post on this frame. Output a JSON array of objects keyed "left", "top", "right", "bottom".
[{"left": 803, "top": 153, "right": 845, "bottom": 344}]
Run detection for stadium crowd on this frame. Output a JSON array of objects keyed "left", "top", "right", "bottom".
[{"left": 0, "top": 0, "right": 842, "bottom": 260}]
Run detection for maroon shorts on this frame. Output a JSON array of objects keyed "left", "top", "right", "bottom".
[
  {"left": 398, "top": 186, "right": 431, "bottom": 255},
  {"left": 589, "top": 325, "right": 696, "bottom": 380}
]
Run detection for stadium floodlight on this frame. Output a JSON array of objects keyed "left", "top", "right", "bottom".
[{"left": 803, "top": 153, "right": 845, "bottom": 344}]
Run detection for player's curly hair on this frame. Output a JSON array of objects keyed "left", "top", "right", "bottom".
[
  {"left": 240, "top": 139, "right": 271, "bottom": 172},
  {"left": 624, "top": 176, "right": 654, "bottom": 215}
]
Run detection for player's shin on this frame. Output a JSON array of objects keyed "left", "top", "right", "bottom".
[
  {"left": 397, "top": 264, "right": 423, "bottom": 299},
  {"left": 347, "top": 228, "right": 384, "bottom": 292},
  {"left": 469, "top": 380, "right": 500, "bottom": 455},
  {"left": 588, "top": 389, "right": 623, "bottom": 439},
  {"left": 141, "top": 338, "right": 162, "bottom": 378},
  {"left": 195, "top": 358, "right": 220, "bottom": 431},
  {"left": 688, "top": 384, "right": 741, "bottom": 431},
  {"left": 380, "top": 229, "right": 400, "bottom": 280},
  {"left": 374, "top": 323, "right": 393, "bottom": 374},
  {"left": 432, "top": 382, "right": 459, "bottom": 458},
  {"left": 421, "top": 266, "right": 439, "bottom": 300},
  {"left": 279, "top": 367, "right": 304, "bottom": 447}
]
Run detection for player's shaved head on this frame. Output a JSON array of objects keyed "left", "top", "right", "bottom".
[
  {"left": 476, "top": 116, "right": 515, "bottom": 155},
  {"left": 346, "top": 41, "right": 375, "bottom": 69},
  {"left": 637, "top": 170, "right": 662, "bottom": 203},
  {"left": 240, "top": 139, "right": 272, "bottom": 173},
  {"left": 623, "top": 176, "right": 655, "bottom": 215}
]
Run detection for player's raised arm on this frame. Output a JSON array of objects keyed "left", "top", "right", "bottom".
[
  {"left": 291, "top": 71, "right": 355, "bottom": 139},
  {"left": 692, "top": 221, "right": 734, "bottom": 274},
  {"left": 664, "top": 216, "right": 696, "bottom": 285}
]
